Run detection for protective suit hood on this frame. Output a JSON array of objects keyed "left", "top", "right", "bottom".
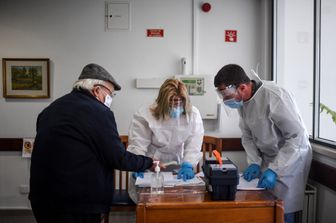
[{"left": 244, "top": 70, "right": 264, "bottom": 103}]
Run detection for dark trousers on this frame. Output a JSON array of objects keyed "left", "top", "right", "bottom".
[{"left": 32, "top": 207, "right": 102, "bottom": 223}]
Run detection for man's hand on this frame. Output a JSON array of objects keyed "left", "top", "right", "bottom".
[
  {"left": 257, "top": 169, "right": 277, "bottom": 189},
  {"left": 132, "top": 172, "right": 144, "bottom": 179},
  {"left": 243, "top": 164, "right": 261, "bottom": 181}
]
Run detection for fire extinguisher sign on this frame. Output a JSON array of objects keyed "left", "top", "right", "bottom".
[{"left": 225, "top": 30, "right": 237, "bottom": 42}]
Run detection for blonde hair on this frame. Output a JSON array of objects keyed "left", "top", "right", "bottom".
[{"left": 151, "top": 79, "right": 191, "bottom": 120}]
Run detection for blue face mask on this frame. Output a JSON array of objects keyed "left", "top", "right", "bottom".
[
  {"left": 224, "top": 98, "right": 243, "bottom": 109},
  {"left": 170, "top": 106, "right": 184, "bottom": 118}
]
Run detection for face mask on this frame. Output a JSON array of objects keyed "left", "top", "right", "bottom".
[
  {"left": 170, "top": 106, "right": 184, "bottom": 118},
  {"left": 224, "top": 98, "right": 243, "bottom": 109},
  {"left": 104, "top": 94, "right": 113, "bottom": 107}
]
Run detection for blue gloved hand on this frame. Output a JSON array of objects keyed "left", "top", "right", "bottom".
[
  {"left": 132, "top": 172, "right": 144, "bottom": 179},
  {"left": 243, "top": 164, "right": 261, "bottom": 181},
  {"left": 177, "top": 162, "right": 194, "bottom": 181},
  {"left": 257, "top": 168, "right": 277, "bottom": 189}
]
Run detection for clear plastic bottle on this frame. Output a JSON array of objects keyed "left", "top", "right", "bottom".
[{"left": 150, "top": 161, "right": 164, "bottom": 194}]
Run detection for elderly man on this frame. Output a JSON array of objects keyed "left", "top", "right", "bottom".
[{"left": 29, "top": 63, "right": 153, "bottom": 223}]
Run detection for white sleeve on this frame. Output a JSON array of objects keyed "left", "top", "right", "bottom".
[
  {"left": 182, "top": 107, "right": 204, "bottom": 166},
  {"left": 127, "top": 108, "right": 152, "bottom": 156}
]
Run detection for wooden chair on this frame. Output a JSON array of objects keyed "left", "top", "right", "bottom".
[
  {"left": 197, "top": 136, "right": 223, "bottom": 172},
  {"left": 103, "top": 135, "right": 135, "bottom": 223}
]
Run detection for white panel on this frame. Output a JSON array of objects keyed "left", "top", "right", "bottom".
[
  {"left": 106, "top": 1, "right": 130, "bottom": 30},
  {"left": 175, "top": 75, "right": 218, "bottom": 119}
]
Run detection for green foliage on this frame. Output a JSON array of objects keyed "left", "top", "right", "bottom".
[{"left": 320, "top": 103, "right": 336, "bottom": 124}]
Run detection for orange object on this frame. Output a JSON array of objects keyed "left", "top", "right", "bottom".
[{"left": 212, "top": 150, "right": 222, "bottom": 166}]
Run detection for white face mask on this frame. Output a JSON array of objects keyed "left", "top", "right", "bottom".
[{"left": 104, "top": 94, "right": 113, "bottom": 107}]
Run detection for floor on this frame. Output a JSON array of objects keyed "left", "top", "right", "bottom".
[{"left": 0, "top": 210, "right": 136, "bottom": 223}]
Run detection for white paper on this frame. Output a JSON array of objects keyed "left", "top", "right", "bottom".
[
  {"left": 135, "top": 172, "right": 205, "bottom": 187},
  {"left": 135, "top": 172, "right": 173, "bottom": 186},
  {"left": 237, "top": 173, "right": 265, "bottom": 190}
]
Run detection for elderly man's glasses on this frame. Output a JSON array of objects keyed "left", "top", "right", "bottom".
[{"left": 95, "top": 84, "right": 116, "bottom": 97}]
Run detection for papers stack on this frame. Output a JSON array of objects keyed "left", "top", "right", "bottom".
[
  {"left": 237, "top": 173, "right": 265, "bottom": 190},
  {"left": 135, "top": 172, "right": 205, "bottom": 187}
]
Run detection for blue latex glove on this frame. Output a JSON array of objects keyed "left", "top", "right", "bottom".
[
  {"left": 257, "top": 168, "right": 277, "bottom": 189},
  {"left": 243, "top": 164, "right": 261, "bottom": 181},
  {"left": 132, "top": 172, "right": 144, "bottom": 179},
  {"left": 177, "top": 162, "right": 194, "bottom": 181}
]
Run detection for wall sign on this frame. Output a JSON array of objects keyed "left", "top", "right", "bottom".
[
  {"left": 225, "top": 30, "right": 237, "bottom": 42},
  {"left": 147, "top": 29, "right": 164, "bottom": 37},
  {"left": 22, "top": 138, "right": 34, "bottom": 158}
]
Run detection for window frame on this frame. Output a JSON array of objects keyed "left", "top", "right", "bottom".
[{"left": 273, "top": 0, "right": 336, "bottom": 149}]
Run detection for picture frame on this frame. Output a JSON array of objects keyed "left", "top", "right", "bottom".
[{"left": 2, "top": 58, "right": 50, "bottom": 98}]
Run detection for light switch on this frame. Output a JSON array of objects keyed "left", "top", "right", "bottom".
[{"left": 106, "top": 2, "right": 130, "bottom": 30}]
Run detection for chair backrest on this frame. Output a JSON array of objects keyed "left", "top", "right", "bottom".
[
  {"left": 197, "top": 136, "right": 223, "bottom": 172},
  {"left": 114, "top": 135, "right": 130, "bottom": 190}
]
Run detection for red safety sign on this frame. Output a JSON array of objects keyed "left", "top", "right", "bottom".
[
  {"left": 147, "top": 29, "right": 164, "bottom": 37},
  {"left": 225, "top": 30, "right": 237, "bottom": 42}
]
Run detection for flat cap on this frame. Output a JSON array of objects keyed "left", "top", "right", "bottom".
[{"left": 78, "top": 63, "right": 121, "bottom": 90}]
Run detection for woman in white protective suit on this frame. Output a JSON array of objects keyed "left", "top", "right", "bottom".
[
  {"left": 127, "top": 78, "right": 204, "bottom": 203},
  {"left": 214, "top": 64, "right": 312, "bottom": 223}
]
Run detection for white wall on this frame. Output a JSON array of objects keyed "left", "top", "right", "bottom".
[
  {"left": 275, "top": 0, "right": 314, "bottom": 135},
  {"left": 0, "top": 0, "right": 193, "bottom": 137},
  {"left": 0, "top": 0, "right": 270, "bottom": 209},
  {"left": 0, "top": 0, "right": 270, "bottom": 137}
]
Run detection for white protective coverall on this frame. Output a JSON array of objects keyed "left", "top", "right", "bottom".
[
  {"left": 127, "top": 104, "right": 204, "bottom": 202},
  {"left": 239, "top": 74, "right": 312, "bottom": 213}
]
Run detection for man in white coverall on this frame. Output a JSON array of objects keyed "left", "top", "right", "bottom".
[
  {"left": 127, "top": 78, "right": 204, "bottom": 203},
  {"left": 214, "top": 64, "right": 312, "bottom": 223}
]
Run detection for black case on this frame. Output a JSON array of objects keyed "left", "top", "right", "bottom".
[{"left": 202, "top": 157, "right": 239, "bottom": 201}]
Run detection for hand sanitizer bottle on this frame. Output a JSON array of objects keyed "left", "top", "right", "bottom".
[{"left": 151, "top": 161, "right": 164, "bottom": 194}]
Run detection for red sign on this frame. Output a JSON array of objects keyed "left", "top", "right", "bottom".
[
  {"left": 147, "top": 29, "right": 164, "bottom": 37},
  {"left": 225, "top": 30, "right": 237, "bottom": 42}
]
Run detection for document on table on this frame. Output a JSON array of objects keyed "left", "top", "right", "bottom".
[
  {"left": 237, "top": 173, "right": 265, "bottom": 190},
  {"left": 195, "top": 172, "right": 264, "bottom": 190},
  {"left": 135, "top": 172, "right": 205, "bottom": 187}
]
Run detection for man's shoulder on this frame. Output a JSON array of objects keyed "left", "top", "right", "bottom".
[
  {"left": 48, "top": 91, "right": 83, "bottom": 107},
  {"left": 47, "top": 90, "right": 107, "bottom": 115},
  {"left": 261, "top": 81, "right": 289, "bottom": 97}
]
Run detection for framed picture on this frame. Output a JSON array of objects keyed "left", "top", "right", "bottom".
[{"left": 2, "top": 58, "right": 50, "bottom": 98}]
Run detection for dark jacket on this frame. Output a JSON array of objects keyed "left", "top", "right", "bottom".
[{"left": 29, "top": 89, "right": 153, "bottom": 213}]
